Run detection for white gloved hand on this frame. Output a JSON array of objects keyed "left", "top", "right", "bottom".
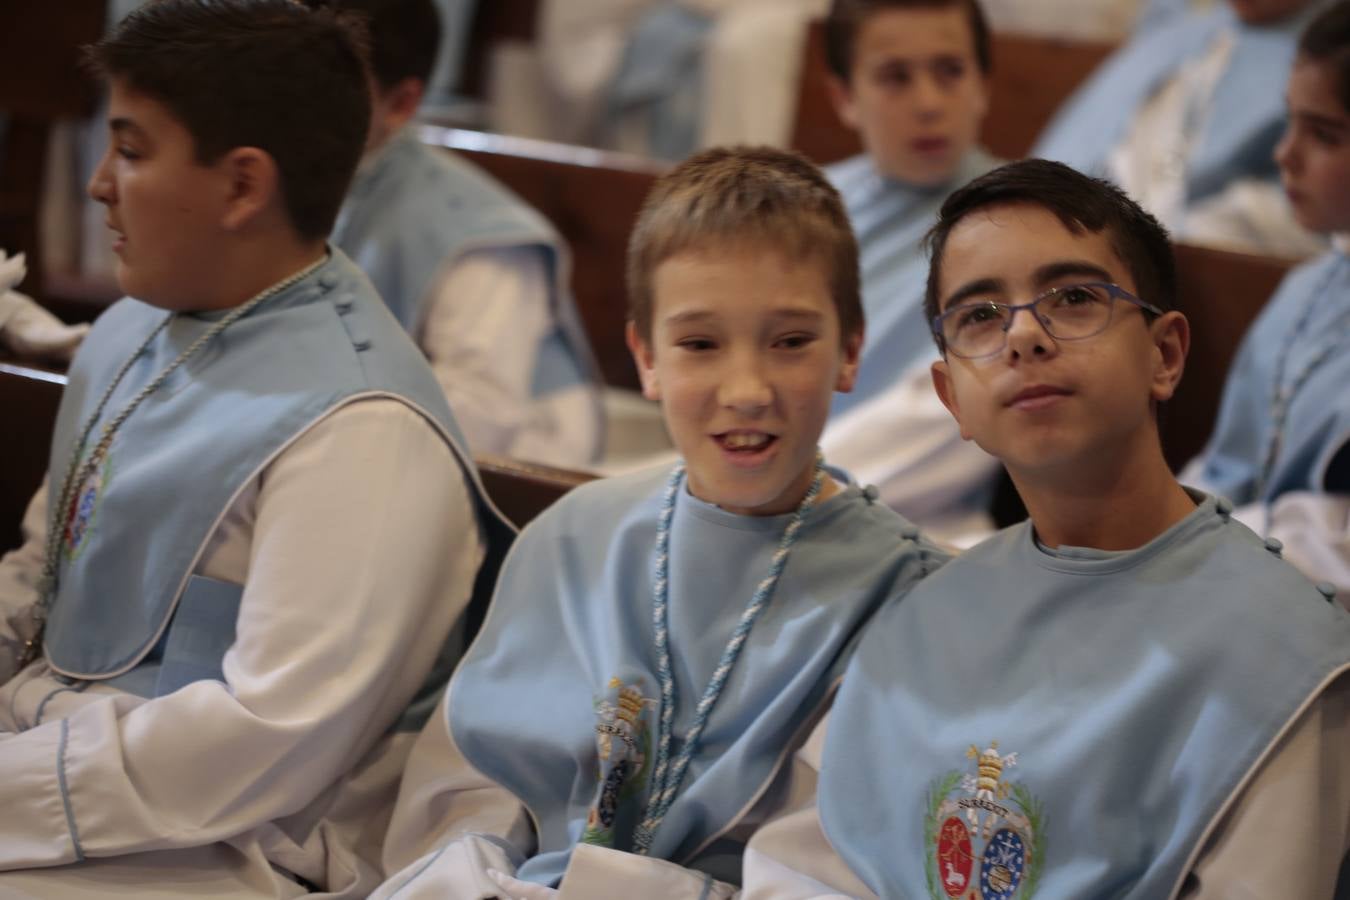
[{"left": 0, "top": 251, "right": 90, "bottom": 362}]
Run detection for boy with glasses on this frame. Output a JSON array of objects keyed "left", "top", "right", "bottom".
[{"left": 740, "top": 159, "right": 1350, "bottom": 898}]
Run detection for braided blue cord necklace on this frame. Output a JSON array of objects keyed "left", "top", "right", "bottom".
[{"left": 632, "top": 453, "right": 826, "bottom": 855}]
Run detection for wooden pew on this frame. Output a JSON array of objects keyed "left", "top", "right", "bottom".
[
  {"left": 458, "top": 0, "right": 541, "bottom": 102},
  {"left": 790, "top": 22, "right": 1117, "bottom": 165},
  {"left": 418, "top": 125, "right": 667, "bottom": 391},
  {"left": 475, "top": 453, "right": 596, "bottom": 529},
  {"left": 0, "top": 1, "right": 106, "bottom": 306},
  {"left": 1164, "top": 242, "right": 1295, "bottom": 470},
  {"left": 0, "top": 363, "right": 592, "bottom": 553},
  {"left": 0, "top": 362, "right": 66, "bottom": 552}
]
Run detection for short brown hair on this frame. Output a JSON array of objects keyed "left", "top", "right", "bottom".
[
  {"left": 627, "top": 146, "right": 862, "bottom": 345},
  {"left": 825, "top": 0, "right": 993, "bottom": 82},
  {"left": 86, "top": 0, "right": 371, "bottom": 242},
  {"left": 923, "top": 159, "right": 1176, "bottom": 350}
]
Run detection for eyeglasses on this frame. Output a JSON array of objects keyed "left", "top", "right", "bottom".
[{"left": 931, "top": 282, "right": 1164, "bottom": 359}]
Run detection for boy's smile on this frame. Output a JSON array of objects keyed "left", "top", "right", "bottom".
[
  {"left": 831, "top": 6, "right": 989, "bottom": 186},
  {"left": 931, "top": 204, "right": 1183, "bottom": 479},
  {"left": 629, "top": 246, "right": 860, "bottom": 517}
]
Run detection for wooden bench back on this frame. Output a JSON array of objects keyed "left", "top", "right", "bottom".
[
  {"left": 0, "top": 364, "right": 592, "bottom": 552},
  {"left": 1164, "top": 243, "right": 1295, "bottom": 469},
  {"left": 0, "top": 363, "right": 66, "bottom": 552},
  {"left": 420, "top": 125, "right": 666, "bottom": 391},
  {"left": 790, "top": 22, "right": 1116, "bottom": 165},
  {"left": 475, "top": 454, "right": 596, "bottom": 530},
  {"left": 0, "top": 1, "right": 107, "bottom": 299}
]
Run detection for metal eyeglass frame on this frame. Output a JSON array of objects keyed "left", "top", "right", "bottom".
[{"left": 930, "top": 282, "right": 1165, "bottom": 359}]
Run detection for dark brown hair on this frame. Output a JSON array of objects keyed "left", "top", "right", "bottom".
[
  {"left": 86, "top": 0, "right": 371, "bottom": 242},
  {"left": 320, "top": 0, "right": 442, "bottom": 90},
  {"left": 1299, "top": 0, "right": 1350, "bottom": 112},
  {"left": 824, "top": 0, "right": 993, "bottom": 82},
  {"left": 923, "top": 159, "right": 1176, "bottom": 349}
]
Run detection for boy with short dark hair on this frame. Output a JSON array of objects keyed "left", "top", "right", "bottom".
[
  {"left": 1184, "top": 0, "right": 1350, "bottom": 601},
  {"left": 328, "top": 0, "right": 604, "bottom": 468},
  {"left": 818, "top": 0, "right": 1004, "bottom": 540},
  {"left": 370, "top": 146, "right": 945, "bottom": 899},
  {"left": 0, "top": 2, "right": 510, "bottom": 895},
  {"left": 742, "top": 159, "right": 1350, "bottom": 898}
]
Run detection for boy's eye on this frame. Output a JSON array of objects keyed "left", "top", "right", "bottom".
[
  {"left": 955, "top": 303, "right": 1003, "bottom": 327},
  {"left": 931, "top": 57, "right": 967, "bottom": 83},
  {"left": 1053, "top": 285, "right": 1106, "bottom": 307},
  {"left": 676, "top": 337, "right": 716, "bottom": 352},
  {"left": 875, "top": 63, "right": 913, "bottom": 87},
  {"left": 774, "top": 333, "right": 816, "bottom": 350},
  {"left": 1312, "top": 126, "right": 1343, "bottom": 147},
  {"left": 116, "top": 145, "right": 142, "bottom": 161}
]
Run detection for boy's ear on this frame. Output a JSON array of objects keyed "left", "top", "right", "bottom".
[
  {"left": 825, "top": 74, "right": 861, "bottom": 133},
  {"left": 218, "top": 147, "right": 280, "bottom": 233},
  {"left": 930, "top": 357, "right": 972, "bottom": 440},
  {"left": 1149, "top": 310, "right": 1189, "bottom": 404},
  {"left": 626, "top": 320, "right": 661, "bottom": 401},
  {"left": 835, "top": 329, "right": 863, "bottom": 393},
  {"left": 386, "top": 76, "right": 425, "bottom": 124}
]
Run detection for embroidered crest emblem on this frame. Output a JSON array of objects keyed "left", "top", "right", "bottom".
[
  {"left": 925, "top": 742, "right": 1046, "bottom": 900},
  {"left": 581, "top": 677, "right": 655, "bottom": 848},
  {"left": 63, "top": 452, "right": 112, "bottom": 559}
]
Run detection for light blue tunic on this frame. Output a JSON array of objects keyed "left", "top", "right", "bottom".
[
  {"left": 602, "top": 5, "right": 714, "bottom": 160},
  {"left": 1193, "top": 248, "right": 1350, "bottom": 504},
  {"left": 332, "top": 131, "right": 603, "bottom": 442},
  {"left": 44, "top": 250, "right": 513, "bottom": 725},
  {"left": 827, "top": 150, "right": 1001, "bottom": 419},
  {"left": 1033, "top": 4, "right": 1309, "bottom": 207},
  {"left": 819, "top": 495, "right": 1350, "bottom": 899},
  {"left": 446, "top": 465, "right": 947, "bottom": 887}
]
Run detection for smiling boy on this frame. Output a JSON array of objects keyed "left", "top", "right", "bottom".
[
  {"left": 1183, "top": 0, "right": 1350, "bottom": 601},
  {"left": 0, "top": 2, "right": 509, "bottom": 896},
  {"left": 818, "top": 0, "right": 1004, "bottom": 539},
  {"left": 368, "top": 146, "right": 945, "bottom": 899},
  {"left": 741, "top": 159, "right": 1350, "bottom": 898}
]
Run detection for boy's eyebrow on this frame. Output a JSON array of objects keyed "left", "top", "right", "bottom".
[
  {"left": 1031, "top": 260, "right": 1116, "bottom": 286},
  {"left": 1293, "top": 110, "right": 1350, "bottom": 132},
  {"left": 663, "top": 307, "right": 827, "bottom": 326},
  {"left": 941, "top": 278, "right": 1003, "bottom": 311},
  {"left": 941, "top": 261, "right": 1118, "bottom": 311},
  {"left": 108, "top": 117, "right": 147, "bottom": 140}
]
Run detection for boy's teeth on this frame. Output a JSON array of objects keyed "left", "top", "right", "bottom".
[{"left": 724, "top": 433, "right": 769, "bottom": 449}]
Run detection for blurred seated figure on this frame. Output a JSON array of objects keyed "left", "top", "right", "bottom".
[{"left": 1034, "top": 0, "right": 1325, "bottom": 258}]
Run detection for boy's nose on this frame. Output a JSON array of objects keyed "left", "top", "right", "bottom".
[
  {"left": 718, "top": 359, "right": 773, "bottom": 413},
  {"left": 1003, "top": 307, "right": 1058, "bottom": 361},
  {"left": 87, "top": 150, "right": 115, "bottom": 204},
  {"left": 1274, "top": 130, "right": 1299, "bottom": 175},
  {"left": 914, "top": 74, "right": 946, "bottom": 116}
]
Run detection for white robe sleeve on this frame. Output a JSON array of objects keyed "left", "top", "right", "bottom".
[
  {"left": 373, "top": 680, "right": 539, "bottom": 900},
  {"left": 0, "top": 399, "right": 484, "bottom": 870},
  {"left": 419, "top": 245, "right": 554, "bottom": 458},
  {"left": 821, "top": 361, "right": 999, "bottom": 544},
  {"left": 740, "top": 716, "right": 876, "bottom": 899},
  {"left": 1185, "top": 674, "right": 1350, "bottom": 898},
  {"left": 0, "top": 484, "right": 48, "bottom": 684}
]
